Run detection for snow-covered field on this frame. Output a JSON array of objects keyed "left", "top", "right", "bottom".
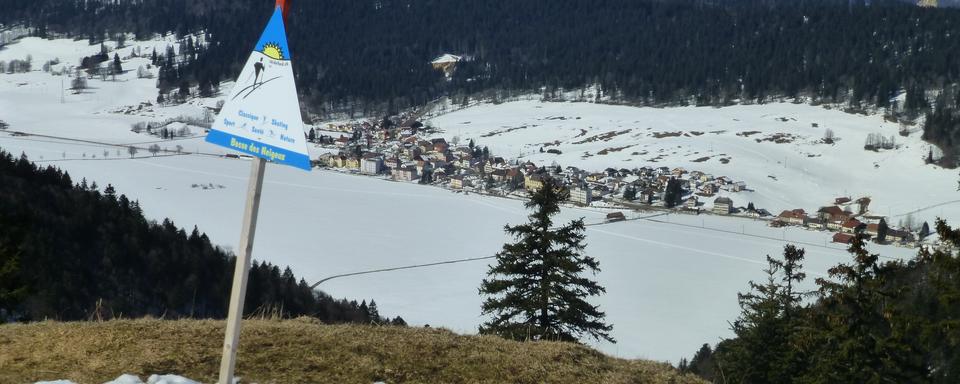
[
  {"left": 429, "top": 100, "right": 960, "bottom": 225},
  {"left": 0, "top": 36, "right": 928, "bottom": 365}
]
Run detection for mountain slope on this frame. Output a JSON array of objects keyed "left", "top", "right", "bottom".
[{"left": 0, "top": 149, "right": 383, "bottom": 324}]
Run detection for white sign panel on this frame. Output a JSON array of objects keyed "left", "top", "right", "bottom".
[{"left": 206, "top": 7, "right": 311, "bottom": 170}]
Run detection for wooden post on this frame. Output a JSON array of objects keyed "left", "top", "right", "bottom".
[
  {"left": 218, "top": 157, "right": 267, "bottom": 384},
  {"left": 218, "top": 2, "right": 291, "bottom": 382}
]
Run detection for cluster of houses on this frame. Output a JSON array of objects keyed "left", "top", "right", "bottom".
[
  {"left": 312, "top": 117, "right": 755, "bottom": 211},
  {"left": 772, "top": 196, "right": 918, "bottom": 246},
  {"left": 312, "top": 117, "right": 924, "bottom": 248}
]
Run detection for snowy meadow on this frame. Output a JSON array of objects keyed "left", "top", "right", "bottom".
[{"left": 0, "top": 36, "right": 933, "bottom": 364}]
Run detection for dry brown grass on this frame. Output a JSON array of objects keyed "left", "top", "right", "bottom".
[{"left": 0, "top": 318, "right": 705, "bottom": 384}]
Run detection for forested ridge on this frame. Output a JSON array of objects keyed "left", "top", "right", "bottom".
[
  {"left": 0, "top": 150, "right": 397, "bottom": 325},
  {"left": 680, "top": 229, "right": 960, "bottom": 383},
  {"left": 5, "top": 0, "right": 960, "bottom": 159}
]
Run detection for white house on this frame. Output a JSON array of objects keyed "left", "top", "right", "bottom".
[
  {"left": 361, "top": 157, "right": 384, "bottom": 175},
  {"left": 570, "top": 186, "right": 593, "bottom": 206},
  {"left": 713, "top": 197, "right": 733, "bottom": 215}
]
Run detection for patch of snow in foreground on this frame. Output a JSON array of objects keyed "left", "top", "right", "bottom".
[
  {"left": 145, "top": 375, "right": 201, "bottom": 384},
  {"left": 36, "top": 376, "right": 388, "bottom": 384},
  {"left": 36, "top": 374, "right": 202, "bottom": 384},
  {"left": 103, "top": 374, "right": 144, "bottom": 384}
]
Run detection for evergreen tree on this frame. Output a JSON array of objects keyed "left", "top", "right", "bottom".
[
  {"left": 663, "top": 177, "right": 684, "bottom": 208},
  {"left": 687, "top": 221, "right": 960, "bottom": 384},
  {"left": 359, "top": 300, "right": 369, "bottom": 320},
  {"left": 0, "top": 241, "right": 27, "bottom": 314},
  {"left": 104, "top": 184, "right": 116, "bottom": 198},
  {"left": 808, "top": 236, "right": 927, "bottom": 383},
  {"left": 877, "top": 218, "right": 889, "bottom": 243},
  {"left": 480, "top": 181, "right": 613, "bottom": 343},
  {"left": 368, "top": 299, "right": 380, "bottom": 322},
  {"left": 623, "top": 185, "right": 637, "bottom": 201},
  {"left": 685, "top": 344, "right": 718, "bottom": 382},
  {"left": 112, "top": 53, "right": 122, "bottom": 74},
  {"left": 777, "top": 245, "right": 807, "bottom": 319},
  {"left": 419, "top": 169, "right": 433, "bottom": 184},
  {"left": 197, "top": 79, "right": 212, "bottom": 97},
  {"left": 920, "top": 220, "right": 960, "bottom": 383},
  {"left": 677, "top": 358, "right": 689, "bottom": 373},
  {"left": 717, "top": 245, "right": 808, "bottom": 383},
  {"left": 178, "top": 80, "right": 190, "bottom": 101}
]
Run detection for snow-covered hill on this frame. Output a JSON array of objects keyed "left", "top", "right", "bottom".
[
  {"left": 0, "top": 36, "right": 926, "bottom": 364},
  {"left": 429, "top": 100, "right": 958, "bottom": 226}
]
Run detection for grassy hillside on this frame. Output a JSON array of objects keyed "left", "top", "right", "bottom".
[{"left": 0, "top": 318, "right": 704, "bottom": 384}]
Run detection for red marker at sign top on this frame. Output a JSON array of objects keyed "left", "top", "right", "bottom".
[{"left": 276, "top": 0, "right": 290, "bottom": 22}]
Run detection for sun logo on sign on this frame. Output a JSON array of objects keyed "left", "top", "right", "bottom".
[{"left": 261, "top": 43, "right": 284, "bottom": 60}]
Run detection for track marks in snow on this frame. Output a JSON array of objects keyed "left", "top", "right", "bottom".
[{"left": 588, "top": 227, "right": 767, "bottom": 266}]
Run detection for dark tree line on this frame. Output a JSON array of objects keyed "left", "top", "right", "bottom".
[
  {"left": 0, "top": 150, "right": 401, "bottom": 325},
  {"left": 681, "top": 223, "right": 960, "bottom": 383}
]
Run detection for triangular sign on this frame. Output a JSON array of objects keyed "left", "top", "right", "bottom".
[{"left": 206, "top": 7, "right": 311, "bottom": 171}]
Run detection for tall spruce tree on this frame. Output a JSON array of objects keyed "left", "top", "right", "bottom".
[
  {"left": 808, "top": 236, "right": 927, "bottom": 383},
  {"left": 877, "top": 218, "right": 889, "bottom": 243},
  {"left": 479, "top": 181, "right": 613, "bottom": 343},
  {"left": 0, "top": 241, "right": 27, "bottom": 314},
  {"left": 915, "top": 219, "right": 960, "bottom": 383},
  {"left": 717, "top": 245, "right": 808, "bottom": 383},
  {"left": 685, "top": 344, "right": 718, "bottom": 382},
  {"left": 112, "top": 53, "right": 122, "bottom": 74}
]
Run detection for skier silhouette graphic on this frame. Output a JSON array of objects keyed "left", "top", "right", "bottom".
[
  {"left": 233, "top": 57, "right": 281, "bottom": 100},
  {"left": 253, "top": 58, "right": 265, "bottom": 86}
]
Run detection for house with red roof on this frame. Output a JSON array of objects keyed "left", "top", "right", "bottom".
[
  {"left": 833, "top": 232, "right": 855, "bottom": 244},
  {"left": 777, "top": 209, "right": 807, "bottom": 225},
  {"left": 817, "top": 206, "right": 849, "bottom": 222},
  {"left": 841, "top": 218, "right": 865, "bottom": 234}
]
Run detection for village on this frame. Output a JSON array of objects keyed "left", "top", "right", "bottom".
[{"left": 310, "top": 116, "right": 927, "bottom": 249}]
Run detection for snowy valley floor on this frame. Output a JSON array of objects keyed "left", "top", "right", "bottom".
[{"left": 0, "top": 37, "right": 936, "bottom": 364}]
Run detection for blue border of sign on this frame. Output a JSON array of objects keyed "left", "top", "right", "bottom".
[
  {"left": 254, "top": 8, "right": 291, "bottom": 61},
  {"left": 207, "top": 129, "right": 311, "bottom": 171}
]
